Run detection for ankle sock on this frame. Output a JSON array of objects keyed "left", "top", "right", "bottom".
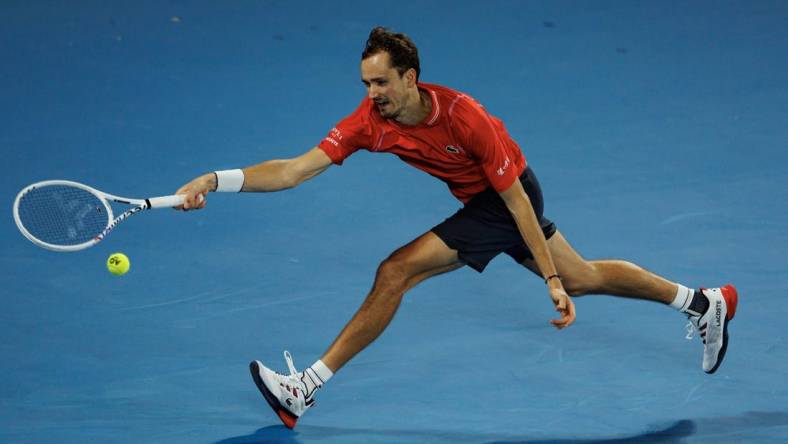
[
  {"left": 670, "top": 284, "right": 709, "bottom": 316},
  {"left": 670, "top": 284, "right": 694, "bottom": 311},
  {"left": 300, "top": 360, "right": 333, "bottom": 397}
]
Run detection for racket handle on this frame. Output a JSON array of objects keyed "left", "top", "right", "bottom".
[{"left": 147, "top": 194, "right": 186, "bottom": 209}]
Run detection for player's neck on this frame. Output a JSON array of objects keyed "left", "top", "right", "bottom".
[{"left": 394, "top": 89, "right": 432, "bottom": 126}]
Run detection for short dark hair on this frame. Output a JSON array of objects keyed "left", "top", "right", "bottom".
[{"left": 362, "top": 27, "right": 420, "bottom": 80}]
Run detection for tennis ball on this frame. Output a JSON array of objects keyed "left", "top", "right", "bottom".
[{"left": 107, "top": 253, "right": 130, "bottom": 276}]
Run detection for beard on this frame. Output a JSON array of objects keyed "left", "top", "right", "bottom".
[{"left": 375, "top": 99, "right": 400, "bottom": 119}]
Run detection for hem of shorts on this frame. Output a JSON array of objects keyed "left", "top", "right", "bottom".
[
  {"left": 430, "top": 229, "right": 487, "bottom": 273},
  {"left": 457, "top": 252, "right": 486, "bottom": 273}
]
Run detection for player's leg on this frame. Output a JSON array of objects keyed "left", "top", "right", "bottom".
[
  {"left": 321, "top": 231, "right": 464, "bottom": 371},
  {"left": 517, "top": 229, "right": 738, "bottom": 374},
  {"left": 250, "top": 231, "right": 463, "bottom": 428},
  {"left": 518, "top": 230, "right": 677, "bottom": 302}
]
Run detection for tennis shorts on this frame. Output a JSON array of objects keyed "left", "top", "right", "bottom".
[{"left": 431, "top": 167, "right": 556, "bottom": 272}]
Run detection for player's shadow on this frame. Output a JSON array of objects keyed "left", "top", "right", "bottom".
[
  {"left": 214, "top": 422, "right": 692, "bottom": 444},
  {"left": 215, "top": 411, "right": 788, "bottom": 444}
]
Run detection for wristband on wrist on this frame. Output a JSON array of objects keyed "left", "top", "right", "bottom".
[
  {"left": 214, "top": 169, "right": 245, "bottom": 192},
  {"left": 545, "top": 274, "right": 561, "bottom": 284}
]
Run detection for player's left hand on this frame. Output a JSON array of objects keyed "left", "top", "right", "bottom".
[{"left": 549, "top": 287, "right": 575, "bottom": 330}]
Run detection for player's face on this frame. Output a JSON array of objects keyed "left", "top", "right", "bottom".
[{"left": 361, "top": 52, "right": 413, "bottom": 119}]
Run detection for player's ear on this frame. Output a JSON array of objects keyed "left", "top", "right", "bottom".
[{"left": 404, "top": 68, "right": 417, "bottom": 87}]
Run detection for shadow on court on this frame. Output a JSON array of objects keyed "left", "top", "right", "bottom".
[
  {"left": 215, "top": 411, "right": 788, "bottom": 444},
  {"left": 215, "top": 421, "right": 693, "bottom": 444}
]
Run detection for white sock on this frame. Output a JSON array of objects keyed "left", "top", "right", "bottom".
[
  {"left": 669, "top": 284, "right": 694, "bottom": 312},
  {"left": 300, "top": 360, "right": 333, "bottom": 397}
]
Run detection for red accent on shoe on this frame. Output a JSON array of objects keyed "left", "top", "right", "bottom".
[
  {"left": 721, "top": 284, "right": 738, "bottom": 320},
  {"left": 277, "top": 409, "right": 298, "bottom": 429}
]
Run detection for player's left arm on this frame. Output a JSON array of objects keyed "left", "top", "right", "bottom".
[
  {"left": 453, "top": 96, "right": 575, "bottom": 329},
  {"left": 499, "top": 177, "right": 576, "bottom": 329}
]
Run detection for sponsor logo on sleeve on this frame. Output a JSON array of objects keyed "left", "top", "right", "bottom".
[
  {"left": 325, "top": 127, "right": 342, "bottom": 147},
  {"left": 496, "top": 156, "right": 511, "bottom": 176}
]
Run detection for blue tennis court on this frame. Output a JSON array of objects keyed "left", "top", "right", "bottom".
[{"left": 2, "top": 1, "right": 787, "bottom": 443}]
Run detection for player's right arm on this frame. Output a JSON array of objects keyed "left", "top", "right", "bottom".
[
  {"left": 177, "top": 99, "right": 369, "bottom": 210},
  {"left": 175, "top": 146, "right": 332, "bottom": 210}
]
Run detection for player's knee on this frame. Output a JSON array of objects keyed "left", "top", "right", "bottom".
[
  {"left": 562, "top": 279, "right": 587, "bottom": 297},
  {"left": 375, "top": 256, "right": 411, "bottom": 293},
  {"left": 561, "top": 263, "right": 601, "bottom": 297}
]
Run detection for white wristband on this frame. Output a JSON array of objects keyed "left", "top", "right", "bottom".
[{"left": 214, "top": 169, "right": 245, "bottom": 192}]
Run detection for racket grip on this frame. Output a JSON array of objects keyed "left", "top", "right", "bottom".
[{"left": 147, "top": 194, "right": 186, "bottom": 209}]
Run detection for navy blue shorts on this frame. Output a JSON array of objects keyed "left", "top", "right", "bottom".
[{"left": 431, "top": 167, "right": 556, "bottom": 272}]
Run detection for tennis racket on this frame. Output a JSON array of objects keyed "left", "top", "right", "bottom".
[{"left": 13, "top": 180, "right": 186, "bottom": 252}]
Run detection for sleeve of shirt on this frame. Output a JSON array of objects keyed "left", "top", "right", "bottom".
[
  {"left": 318, "top": 100, "right": 372, "bottom": 165},
  {"left": 450, "top": 96, "right": 521, "bottom": 193}
]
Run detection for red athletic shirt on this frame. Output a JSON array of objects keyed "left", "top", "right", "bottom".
[{"left": 318, "top": 82, "right": 526, "bottom": 203}]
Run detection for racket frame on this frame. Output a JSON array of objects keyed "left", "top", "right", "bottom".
[{"left": 13, "top": 180, "right": 184, "bottom": 252}]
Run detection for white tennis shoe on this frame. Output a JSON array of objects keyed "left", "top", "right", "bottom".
[
  {"left": 250, "top": 351, "right": 314, "bottom": 429},
  {"left": 686, "top": 284, "right": 738, "bottom": 374}
]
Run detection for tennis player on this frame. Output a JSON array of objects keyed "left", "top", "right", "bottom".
[{"left": 175, "top": 27, "right": 738, "bottom": 429}]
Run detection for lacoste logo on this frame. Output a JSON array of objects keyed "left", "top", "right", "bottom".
[{"left": 715, "top": 301, "right": 722, "bottom": 326}]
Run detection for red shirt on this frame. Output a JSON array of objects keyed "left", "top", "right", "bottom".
[{"left": 318, "top": 82, "right": 526, "bottom": 203}]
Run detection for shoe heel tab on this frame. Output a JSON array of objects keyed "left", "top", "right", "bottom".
[{"left": 722, "top": 284, "right": 738, "bottom": 319}]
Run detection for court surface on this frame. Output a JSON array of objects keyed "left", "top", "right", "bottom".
[{"left": 2, "top": 1, "right": 787, "bottom": 443}]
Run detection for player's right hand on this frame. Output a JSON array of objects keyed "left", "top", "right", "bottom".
[{"left": 175, "top": 173, "right": 216, "bottom": 211}]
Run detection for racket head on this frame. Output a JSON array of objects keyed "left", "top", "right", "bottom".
[{"left": 13, "top": 180, "right": 114, "bottom": 252}]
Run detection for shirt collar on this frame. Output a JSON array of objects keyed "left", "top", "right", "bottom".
[{"left": 421, "top": 85, "right": 441, "bottom": 126}]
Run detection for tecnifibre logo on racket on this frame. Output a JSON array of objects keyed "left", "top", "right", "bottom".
[{"left": 95, "top": 205, "right": 146, "bottom": 242}]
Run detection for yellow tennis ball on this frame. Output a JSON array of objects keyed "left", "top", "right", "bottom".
[{"left": 107, "top": 253, "right": 130, "bottom": 275}]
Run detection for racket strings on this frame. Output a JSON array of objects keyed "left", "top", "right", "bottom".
[{"left": 17, "top": 185, "right": 109, "bottom": 246}]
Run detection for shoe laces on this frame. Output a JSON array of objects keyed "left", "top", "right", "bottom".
[
  {"left": 685, "top": 320, "right": 696, "bottom": 340},
  {"left": 284, "top": 350, "right": 299, "bottom": 378},
  {"left": 283, "top": 351, "right": 315, "bottom": 405},
  {"left": 684, "top": 310, "right": 702, "bottom": 340}
]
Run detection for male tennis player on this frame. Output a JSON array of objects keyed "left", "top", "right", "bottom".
[{"left": 175, "top": 27, "right": 738, "bottom": 429}]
